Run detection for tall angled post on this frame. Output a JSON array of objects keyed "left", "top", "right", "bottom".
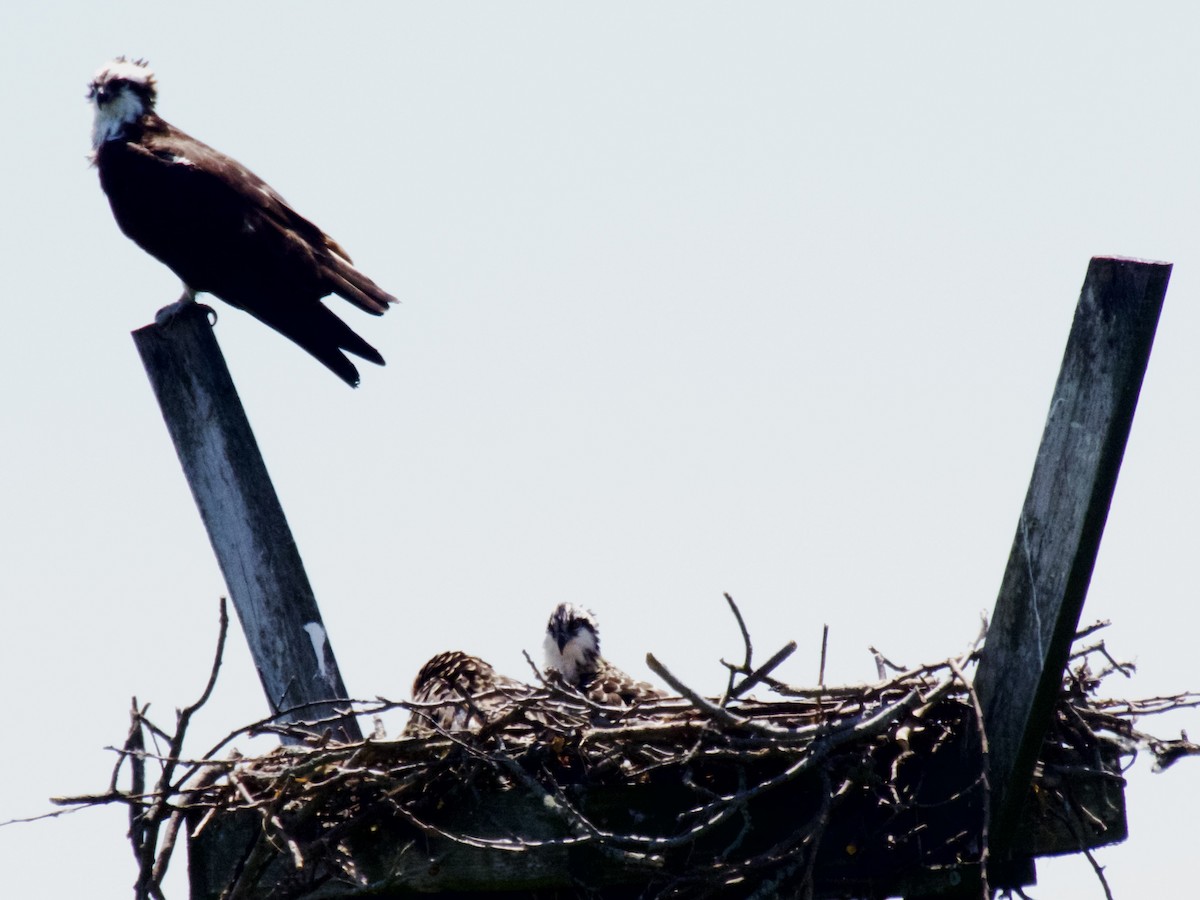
[
  {"left": 974, "top": 256, "right": 1170, "bottom": 852},
  {"left": 133, "top": 303, "right": 362, "bottom": 744}
]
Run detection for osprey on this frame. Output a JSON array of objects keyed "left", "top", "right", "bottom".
[
  {"left": 403, "top": 650, "right": 537, "bottom": 738},
  {"left": 543, "top": 602, "right": 666, "bottom": 706},
  {"left": 87, "top": 58, "right": 396, "bottom": 387}
]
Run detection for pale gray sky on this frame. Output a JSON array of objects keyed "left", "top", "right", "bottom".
[{"left": 3, "top": 3, "right": 1198, "bottom": 896}]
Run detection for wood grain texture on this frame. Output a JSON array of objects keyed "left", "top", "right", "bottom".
[
  {"left": 975, "top": 256, "right": 1170, "bottom": 850},
  {"left": 133, "top": 304, "right": 362, "bottom": 743}
]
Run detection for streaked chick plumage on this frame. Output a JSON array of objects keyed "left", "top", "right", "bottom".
[
  {"left": 543, "top": 602, "right": 666, "bottom": 706},
  {"left": 403, "top": 650, "right": 534, "bottom": 737}
]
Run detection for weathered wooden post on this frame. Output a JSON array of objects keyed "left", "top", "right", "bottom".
[
  {"left": 974, "top": 256, "right": 1170, "bottom": 852},
  {"left": 133, "top": 303, "right": 363, "bottom": 744}
]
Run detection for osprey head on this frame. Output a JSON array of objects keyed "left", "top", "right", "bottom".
[
  {"left": 543, "top": 602, "right": 601, "bottom": 685},
  {"left": 88, "top": 57, "right": 157, "bottom": 149}
]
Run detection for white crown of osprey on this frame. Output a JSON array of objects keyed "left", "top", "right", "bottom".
[{"left": 89, "top": 57, "right": 157, "bottom": 101}]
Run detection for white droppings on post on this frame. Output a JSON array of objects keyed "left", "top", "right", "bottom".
[{"left": 303, "top": 622, "right": 330, "bottom": 681}]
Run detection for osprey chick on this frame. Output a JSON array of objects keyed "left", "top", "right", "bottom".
[
  {"left": 403, "top": 650, "right": 535, "bottom": 737},
  {"left": 87, "top": 58, "right": 397, "bottom": 387},
  {"left": 543, "top": 602, "right": 666, "bottom": 706}
]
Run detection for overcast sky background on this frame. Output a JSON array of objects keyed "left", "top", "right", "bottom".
[{"left": 2, "top": 3, "right": 1198, "bottom": 896}]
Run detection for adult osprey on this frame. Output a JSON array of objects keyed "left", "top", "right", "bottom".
[
  {"left": 543, "top": 603, "right": 667, "bottom": 706},
  {"left": 87, "top": 58, "right": 396, "bottom": 387},
  {"left": 403, "top": 650, "right": 537, "bottom": 738}
]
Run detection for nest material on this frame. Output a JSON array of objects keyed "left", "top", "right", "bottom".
[
  {"left": 50, "top": 609, "right": 1200, "bottom": 900},
  {"left": 183, "top": 665, "right": 1120, "bottom": 898}
]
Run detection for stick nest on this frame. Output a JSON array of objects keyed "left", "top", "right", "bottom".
[{"left": 50, "top": 602, "right": 1200, "bottom": 899}]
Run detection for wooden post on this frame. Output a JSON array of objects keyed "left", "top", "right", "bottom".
[
  {"left": 974, "top": 256, "right": 1170, "bottom": 850},
  {"left": 133, "top": 304, "right": 362, "bottom": 744}
]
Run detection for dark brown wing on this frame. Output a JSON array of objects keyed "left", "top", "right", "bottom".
[{"left": 96, "top": 115, "right": 395, "bottom": 385}]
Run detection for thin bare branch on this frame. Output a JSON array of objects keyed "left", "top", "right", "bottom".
[
  {"left": 730, "top": 641, "right": 798, "bottom": 699},
  {"left": 818, "top": 624, "right": 829, "bottom": 688},
  {"left": 724, "top": 592, "right": 753, "bottom": 672}
]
